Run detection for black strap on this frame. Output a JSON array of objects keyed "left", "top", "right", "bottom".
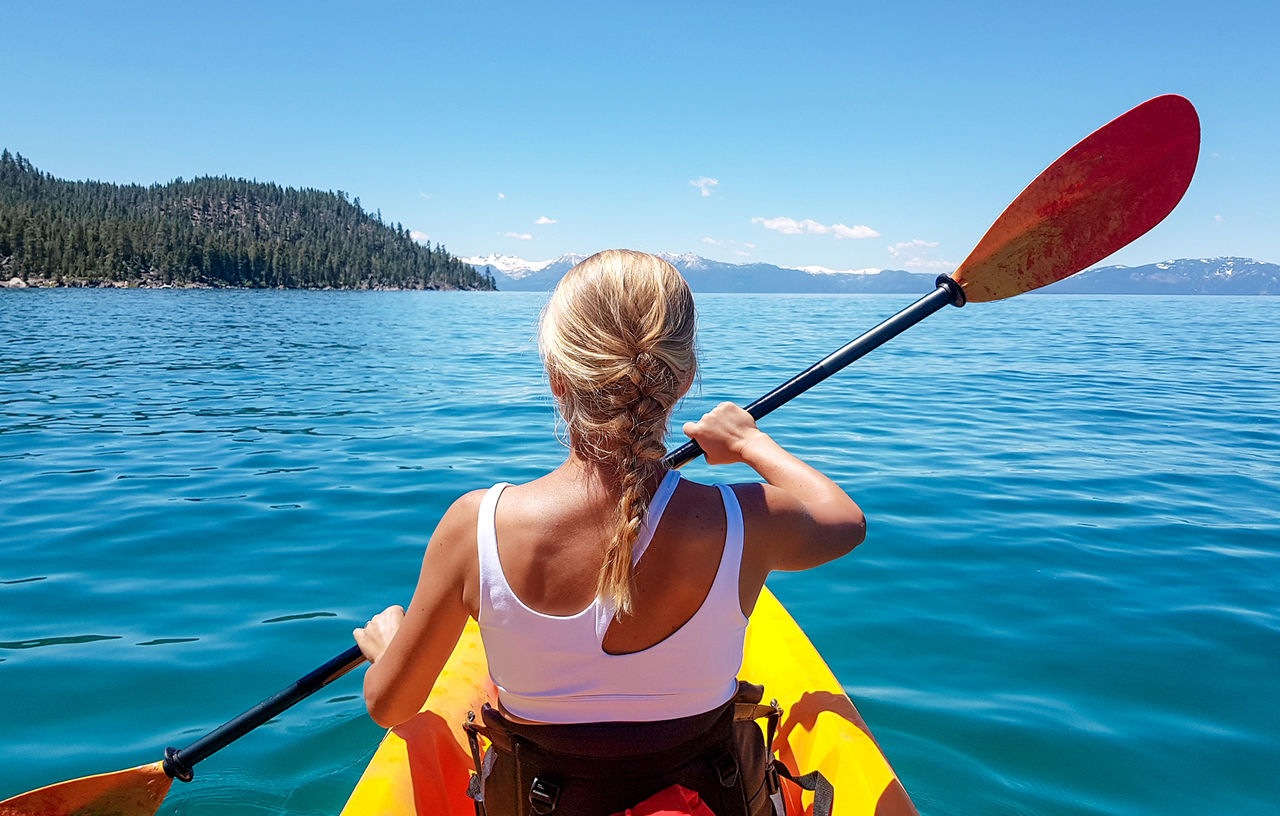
[
  {"left": 764, "top": 704, "right": 780, "bottom": 759},
  {"left": 465, "top": 711, "right": 486, "bottom": 816},
  {"left": 771, "top": 761, "right": 834, "bottom": 816}
]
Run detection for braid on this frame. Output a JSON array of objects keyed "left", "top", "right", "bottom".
[
  {"left": 538, "top": 250, "right": 698, "bottom": 616},
  {"left": 598, "top": 355, "right": 674, "bottom": 614}
]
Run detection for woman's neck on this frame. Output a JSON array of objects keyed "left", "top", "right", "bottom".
[
  {"left": 555, "top": 450, "right": 613, "bottom": 491},
  {"left": 553, "top": 449, "right": 668, "bottom": 499}
]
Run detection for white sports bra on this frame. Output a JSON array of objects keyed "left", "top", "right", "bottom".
[{"left": 476, "top": 470, "right": 749, "bottom": 723}]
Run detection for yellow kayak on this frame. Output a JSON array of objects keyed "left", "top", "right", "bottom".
[{"left": 340, "top": 588, "right": 916, "bottom": 815}]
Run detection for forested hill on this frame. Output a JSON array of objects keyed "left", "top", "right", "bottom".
[{"left": 0, "top": 151, "right": 495, "bottom": 290}]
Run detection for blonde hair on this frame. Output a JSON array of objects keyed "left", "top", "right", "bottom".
[{"left": 539, "top": 250, "right": 698, "bottom": 615}]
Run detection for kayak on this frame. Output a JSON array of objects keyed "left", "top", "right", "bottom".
[{"left": 340, "top": 588, "right": 916, "bottom": 815}]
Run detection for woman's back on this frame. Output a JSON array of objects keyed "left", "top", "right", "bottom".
[
  {"left": 487, "top": 469, "right": 758, "bottom": 640},
  {"left": 478, "top": 470, "right": 751, "bottom": 723}
]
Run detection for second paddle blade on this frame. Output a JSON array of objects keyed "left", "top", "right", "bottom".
[
  {"left": 952, "top": 94, "right": 1201, "bottom": 302},
  {"left": 0, "top": 762, "right": 172, "bottom": 816}
]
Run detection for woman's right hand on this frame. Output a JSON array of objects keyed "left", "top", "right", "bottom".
[{"left": 682, "top": 402, "right": 767, "bottom": 466}]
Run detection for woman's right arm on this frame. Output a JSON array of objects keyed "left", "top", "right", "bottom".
[
  {"left": 682, "top": 402, "right": 865, "bottom": 571},
  {"left": 354, "top": 489, "right": 484, "bottom": 728}
]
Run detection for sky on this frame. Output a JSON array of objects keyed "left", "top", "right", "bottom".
[{"left": 6, "top": 0, "right": 1278, "bottom": 273}]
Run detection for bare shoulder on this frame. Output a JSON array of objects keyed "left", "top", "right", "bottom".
[
  {"left": 425, "top": 488, "right": 488, "bottom": 613},
  {"left": 438, "top": 488, "right": 487, "bottom": 530},
  {"left": 423, "top": 489, "right": 487, "bottom": 570}
]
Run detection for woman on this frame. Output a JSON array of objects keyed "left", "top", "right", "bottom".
[{"left": 354, "top": 250, "right": 865, "bottom": 812}]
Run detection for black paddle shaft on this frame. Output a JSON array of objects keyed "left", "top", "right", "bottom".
[
  {"left": 663, "top": 275, "right": 965, "bottom": 470},
  {"left": 163, "top": 644, "right": 368, "bottom": 781}
]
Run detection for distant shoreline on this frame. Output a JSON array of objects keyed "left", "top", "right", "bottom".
[
  {"left": 1, "top": 275, "right": 491, "bottom": 292},
  {"left": 5, "top": 277, "right": 1276, "bottom": 295}
]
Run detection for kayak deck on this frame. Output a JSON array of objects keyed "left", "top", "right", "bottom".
[{"left": 340, "top": 588, "right": 915, "bottom": 815}]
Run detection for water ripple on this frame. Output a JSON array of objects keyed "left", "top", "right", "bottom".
[{"left": 1, "top": 635, "right": 123, "bottom": 649}]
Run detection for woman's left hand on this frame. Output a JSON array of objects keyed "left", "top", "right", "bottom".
[{"left": 354, "top": 604, "right": 405, "bottom": 663}]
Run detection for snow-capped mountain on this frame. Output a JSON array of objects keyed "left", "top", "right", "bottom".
[
  {"left": 464, "top": 253, "right": 938, "bottom": 293},
  {"left": 1039, "top": 257, "right": 1280, "bottom": 295},
  {"left": 461, "top": 253, "right": 587, "bottom": 280},
  {"left": 462, "top": 253, "right": 589, "bottom": 289},
  {"left": 464, "top": 253, "right": 1280, "bottom": 295}
]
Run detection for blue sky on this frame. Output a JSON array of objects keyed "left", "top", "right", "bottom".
[{"left": 7, "top": 0, "right": 1277, "bottom": 272}]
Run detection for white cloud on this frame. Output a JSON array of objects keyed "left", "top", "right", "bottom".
[
  {"left": 831, "top": 224, "right": 879, "bottom": 239},
  {"left": 497, "top": 192, "right": 506, "bottom": 200},
  {"left": 733, "top": 249, "right": 751, "bottom": 257},
  {"left": 503, "top": 231, "right": 533, "bottom": 240},
  {"left": 902, "top": 258, "right": 957, "bottom": 271},
  {"left": 751, "top": 216, "right": 879, "bottom": 239},
  {"left": 535, "top": 216, "right": 557, "bottom": 225},
  {"left": 884, "top": 237, "right": 953, "bottom": 271},
  {"left": 744, "top": 243, "right": 756, "bottom": 249},
  {"left": 419, "top": 192, "right": 432, "bottom": 200},
  {"left": 409, "top": 230, "right": 430, "bottom": 245},
  {"left": 889, "top": 239, "right": 939, "bottom": 257},
  {"left": 752, "top": 216, "right": 804, "bottom": 234},
  {"left": 1214, "top": 214, "right": 1224, "bottom": 223},
  {"left": 690, "top": 177, "right": 719, "bottom": 197},
  {"left": 701, "top": 237, "right": 724, "bottom": 246}
]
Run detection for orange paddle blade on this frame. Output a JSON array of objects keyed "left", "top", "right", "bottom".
[
  {"left": 952, "top": 94, "right": 1200, "bottom": 302},
  {"left": 0, "top": 762, "right": 172, "bottom": 816}
]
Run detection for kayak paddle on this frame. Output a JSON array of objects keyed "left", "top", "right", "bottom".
[
  {"left": 0, "top": 93, "right": 1199, "bottom": 816},
  {"left": 665, "top": 93, "right": 1199, "bottom": 467}
]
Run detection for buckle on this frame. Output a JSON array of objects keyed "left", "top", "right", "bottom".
[
  {"left": 529, "top": 776, "right": 561, "bottom": 814},
  {"left": 711, "top": 751, "right": 739, "bottom": 788}
]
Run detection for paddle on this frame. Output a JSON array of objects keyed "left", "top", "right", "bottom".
[
  {"left": 0, "top": 93, "right": 1199, "bottom": 816},
  {"left": 665, "top": 93, "right": 1200, "bottom": 468}
]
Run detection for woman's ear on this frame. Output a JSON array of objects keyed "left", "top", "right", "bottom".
[
  {"left": 676, "top": 371, "right": 695, "bottom": 401},
  {"left": 548, "top": 370, "right": 566, "bottom": 400}
]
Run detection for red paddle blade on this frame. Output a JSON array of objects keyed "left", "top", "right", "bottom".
[
  {"left": 0, "top": 762, "right": 171, "bottom": 816},
  {"left": 952, "top": 94, "right": 1200, "bottom": 303}
]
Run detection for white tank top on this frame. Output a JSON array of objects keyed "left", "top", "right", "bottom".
[{"left": 476, "top": 470, "right": 749, "bottom": 724}]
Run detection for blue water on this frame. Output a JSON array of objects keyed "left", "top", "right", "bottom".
[{"left": 1, "top": 289, "right": 1277, "bottom": 815}]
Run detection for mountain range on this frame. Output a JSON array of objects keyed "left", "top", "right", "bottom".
[{"left": 462, "top": 253, "right": 1280, "bottom": 296}]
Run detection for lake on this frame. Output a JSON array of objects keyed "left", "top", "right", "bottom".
[{"left": 1, "top": 289, "right": 1276, "bottom": 814}]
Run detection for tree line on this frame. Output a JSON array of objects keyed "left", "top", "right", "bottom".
[{"left": 0, "top": 150, "right": 496, "bottom": 290}]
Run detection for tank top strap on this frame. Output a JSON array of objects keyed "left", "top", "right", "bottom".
[
  {"left": 703, "top": 483, "right": 747, "bottom": 621},
  {"left": 476, "top": 482, "right": 513, "bottom": 621},
  {"left": 628, "top": 469, "right": 683, "bottom": 566}
]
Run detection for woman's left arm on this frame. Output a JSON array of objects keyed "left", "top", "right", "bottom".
[{"left": 354, "top": 489, "right": 484, "bottom": 728}]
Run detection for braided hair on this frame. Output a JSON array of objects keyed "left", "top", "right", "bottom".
[{"left": 538, "top": 250, "right": 698, "bottom": 616}]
